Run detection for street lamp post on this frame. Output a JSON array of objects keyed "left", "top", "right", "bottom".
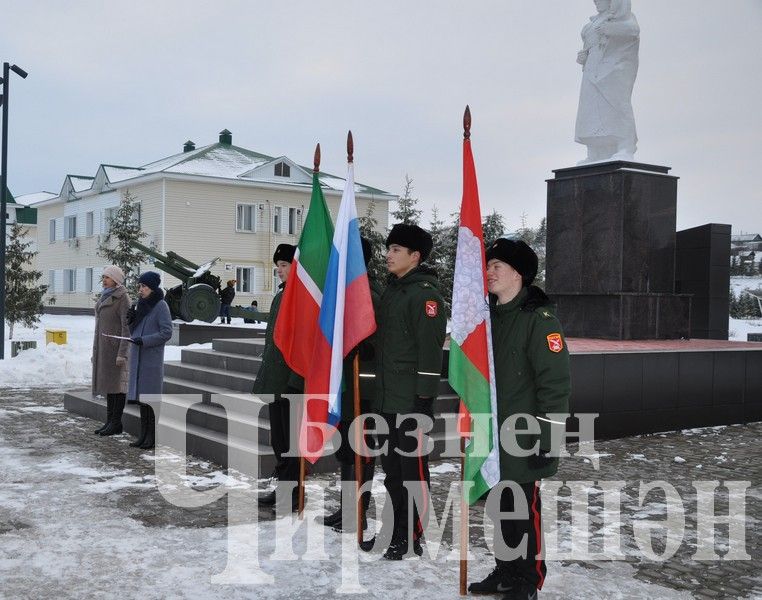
[{"left": 0, "top": 62, "right": 29, "bottom": 359}]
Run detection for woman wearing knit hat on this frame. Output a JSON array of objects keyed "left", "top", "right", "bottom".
[
  {"left": 91, "top": 265, "right": 131, "bottom": 436},
  {"left": 126, "top": 271, "right": 173, "bottom": 449}
]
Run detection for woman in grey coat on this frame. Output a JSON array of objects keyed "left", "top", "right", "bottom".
[
  {"left": 91, "top": 265, "right": 131, "bottom": 436},
  {"left": 127, "top": 271, "right": 173, "bottom": 449}
]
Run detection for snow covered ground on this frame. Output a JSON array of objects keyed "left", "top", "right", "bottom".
[
  {"left": 0, "top": 390, "right": 700, "bottom": 599},
  {"left": 0, "top": 315, "right": 211, "bottom": 389}
]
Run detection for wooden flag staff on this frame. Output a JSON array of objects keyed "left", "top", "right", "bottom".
[
  {"left": 297, "top": 142, "right": 323, "bottom": 519},
  {"left": 459, "top": 106, "right": 472, "bottom": 596}
]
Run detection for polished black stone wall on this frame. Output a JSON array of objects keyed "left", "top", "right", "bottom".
[
  {"left": 675, "top": 223, "right": 731, "bottom": 339},
  {"left": 546, "top": 161, "right": 691, "bottom": 339}
]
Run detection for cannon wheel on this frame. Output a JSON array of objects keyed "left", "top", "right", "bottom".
[{"left": 180, "top": 283, "right": 221, "bottom": 323}]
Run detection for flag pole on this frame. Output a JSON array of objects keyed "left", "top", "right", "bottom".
[
  {"left": 459, "top": 106, "right": 472, "bottom": 596},
  {"left": 344, "top": 130, "right": 365, "bottom": 543},
  {"left": 298, "top": 142, "right": 323, "bottom": 520},
  {"left": 353, "top": 353, "right": 363, "bottom": 544}
]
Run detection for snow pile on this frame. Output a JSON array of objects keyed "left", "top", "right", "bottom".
[{"left": 0, "top": 315, "right": 211, "bottom": 389}]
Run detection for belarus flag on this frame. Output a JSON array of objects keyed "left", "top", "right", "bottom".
[
  {"left": 448, "top": 107, "right": 501, "bottom": 504},
  {"left": 274, "top": 150, "right": 334, "bottom": 378},
  {"left": 301, "top": 137, "right": 376, "bottom": 462}
]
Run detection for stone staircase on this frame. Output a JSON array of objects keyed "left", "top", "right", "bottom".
[{"left": 64, "top": 337, "right": 461, "bottom": 476}]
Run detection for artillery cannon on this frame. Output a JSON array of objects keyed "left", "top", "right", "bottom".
[
  {"left": 131, "top": 242, "right": 224, "bottom": 322},
  {"left": 131, "top": 242, "right": 269, "bottom": 324}
]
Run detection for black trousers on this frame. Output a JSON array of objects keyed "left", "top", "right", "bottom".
[
  {"left": 494, "top": 481, "right": 547, "bottom": 590},
  {"left": 378, "top": 411, "right": 431, "bottom": 541},
  {"left": 268, "top": 395, "right": 299, "bottom": 481}
]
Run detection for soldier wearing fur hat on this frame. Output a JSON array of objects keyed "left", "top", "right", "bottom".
[
  {"left": 468, "top": 238, "right": 570, "bottom": 600},
  {"left": 372, "top": 223, "right": 446, "bottom": 559},
  {"left": 253, "top": 243, "right": 301, "bottom": 510}
]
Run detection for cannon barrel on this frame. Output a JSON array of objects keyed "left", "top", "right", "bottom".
[{"left": 131, "top": 241, "right": 198, "bottom": 281}]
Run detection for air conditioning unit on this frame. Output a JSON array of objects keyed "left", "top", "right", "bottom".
[
  {"left": 259, "top": 204, "right": 265, "bottom": 210},
  {"left": 68, "top": 238, "right": 80, "bottom": 249}
]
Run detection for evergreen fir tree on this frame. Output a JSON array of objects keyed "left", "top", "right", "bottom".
[
  {"left": 358, "top": 196, "right": 387, "bottom": 283},
  {"left": 96, "top": 190, "right": 147, "bottom": 290},
  {"left": 390, "top": 174, "right": 422, "bottom": 225},
  {"left": 729, "top": 289, "right": 739, "bottom": 318},
  {"left": 5, "top": 223, "right": 49, "bottom": 340},
  {"left": 482, "top": 210, "right": 505, "bottom": 245}
]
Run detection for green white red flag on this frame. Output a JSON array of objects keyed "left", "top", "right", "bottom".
[{"left": 447, "top": 117, "right": 500, "bottom": 504}]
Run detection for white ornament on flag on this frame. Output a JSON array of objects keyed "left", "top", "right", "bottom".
[{"left": 451, "top": 226, "right": 489, "bottom": 345}]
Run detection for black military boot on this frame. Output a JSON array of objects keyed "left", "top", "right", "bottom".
[
  {"left": 226, "top": 317, "right": 232, "bottom": 324},
  {"left": 94, "top": 395, "right": 114, "bottom": 434},
  {"left": 130, "top": 404, "right": 149, "bottom": 447},
  {"left": 140, "top": 406, "right": 155, "bottom": 449},
  {"left": 333, "top": 461, "right": 375, "bottom": 533},
  {"left": 101, "top": 394, "right": 125, "bottom": 436},
  {"left": 468, "top": 565, "right": 519, "bottom": 595},
  {"left": 383, "top": 534, "right": 423, "bottom": 560}
]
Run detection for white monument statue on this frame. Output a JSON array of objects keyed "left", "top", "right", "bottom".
[{"left": 575, "top": 0, "right": 640, "bottom": 164}]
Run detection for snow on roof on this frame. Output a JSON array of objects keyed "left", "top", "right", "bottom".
[
  {"left": 59, "top": 139, "right": 394, "bottom": 199},
  {"left": 69, "top": 176, "right": 94, "bottom": 192},
  {"left": 13, "top": 191, "right": 58, "bottom": 205},
  {"left": 102, "top": 165, "right": 144, "bottom": 183}
]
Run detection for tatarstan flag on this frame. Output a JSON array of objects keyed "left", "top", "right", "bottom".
[
  {"left": 274, "top": 162, "right": 334, "bottom": 378},
  {"left": 301, "top": 144, "right": 376, "bottom": 462},
  {"left": 448, "top": 109, "right": 500, "bottom": 504}
]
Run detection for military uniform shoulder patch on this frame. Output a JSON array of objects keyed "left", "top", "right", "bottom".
[
  {"left": 425, "top": 300, "right": 438, "bottom": 318},
  {"left": 546, "top": 333, "right": 563, "bottom": 353}
]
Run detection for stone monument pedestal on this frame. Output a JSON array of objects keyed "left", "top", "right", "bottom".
[{"left": 546, "top": 161, "right": 692, "bottom": 340}]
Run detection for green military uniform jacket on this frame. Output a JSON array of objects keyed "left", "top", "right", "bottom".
[
  {"left": 374, "top": 266, "right": 447, "bottom": 414},
  {"left": 341, "top": 277, "right": 383, "bottom": 421},
  {"left": 492, "top": 285, "right": 571, "bottom": 484},
  {"left": 252, "top": 283, "right": 295, "bottom": 396}
]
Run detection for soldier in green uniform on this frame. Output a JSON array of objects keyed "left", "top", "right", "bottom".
[
  {"left": 319, "top": 237, "right": 383, "bottom": 532},
  {"left": 469, "top": 239, "right": 571, "bottom": 600},
  {"left": 253, "top": 243, "right": 301, "bottom": 510},
  {"left": 373, "top": 223, "right": 447, "bottom": 560}
]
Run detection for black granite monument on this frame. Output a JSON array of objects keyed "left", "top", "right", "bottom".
[
  {"left": 675, "top": 223, "right": 731, "bottom": 340},
  {"left": 546, "top": 161, "right": 692, "bottom": 339}
]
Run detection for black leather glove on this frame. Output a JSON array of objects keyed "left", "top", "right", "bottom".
[
  {"left": 413, "top": 396, "right": 433, "bottom": 418},
  {"left": 131, "top": 337, "right": 143, "bottom": 346}
]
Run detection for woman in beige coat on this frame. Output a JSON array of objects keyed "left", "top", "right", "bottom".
[{"left": 92, "top": 265, "right": 131, "bottom": 436}]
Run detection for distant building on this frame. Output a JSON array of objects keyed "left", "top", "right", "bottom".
[
  {"left": 27, "top": 129, "right": 395, "bottom": 311},
  {"left": 731, "top": 233, "right": 762, "bottom": 253}
]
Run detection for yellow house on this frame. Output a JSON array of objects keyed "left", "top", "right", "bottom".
[{"left": 31, "top": 129, "right": 394, "bottom": 311}]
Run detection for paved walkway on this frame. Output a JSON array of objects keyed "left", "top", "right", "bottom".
[{"left": 0, "top": 388, "right": 760, "bottom": 599}]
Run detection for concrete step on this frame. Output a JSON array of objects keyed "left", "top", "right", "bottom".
[
  {"left": 63, "top": 390, "right": 278, "bottom": 476},
  {"left": 164, "top": 361, "right": 256, "bottom": 393},
  {"left": 181, "top": 348, "right": 262, "bottom": 374},
  {"left": 212, "top": 338, "right": 266, "bottom": 357}
]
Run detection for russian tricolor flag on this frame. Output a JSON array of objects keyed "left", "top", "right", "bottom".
[{"left": 301, "top": 150, "right": 377, "bottom": 462}]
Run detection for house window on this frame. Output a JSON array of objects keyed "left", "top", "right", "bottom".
[
  {"left": 86, "top": 211, "right": 94, "bottom": 236},
  {"left": 49, "top": 270, "right": 55, "bottom": 291},
  {"left": 64, "top": 269, "right": 77, "bottom": 292},
  {"left": 272, "top": 267, "right": 280, "bottom": 292},
  {"left": 274, "top": 162, "right": 290, "bottom": 178},
  {"left": 64, "top": 216, "right": 77, "bottom": 239},
  {"left": 288, "top": 207, "right": 298, "bottom": 235},
  {"left": 103, "top": 207, "right": 117, "bottom": 233},
  {"left": 272, "top": 206, "right": 283, "bottom": 234},
  {"left": 85, "top": 268, "right": 93, "bottom": 293},
  {"left": 236, "top": 204, "right": 256, "bottom": 232},
  {"left": 236, "top": 267, "right": 254, "bottom": 293},
  {"left": 49, "top": 219, "right": 56, "bottom": 243},
  {"left": 133, "top": 203, "right": 141, "bottom": 228}
]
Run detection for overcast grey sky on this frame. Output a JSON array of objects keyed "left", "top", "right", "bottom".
[{"left": 2, "top": 1, "right": 761, "bottom": 233}]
